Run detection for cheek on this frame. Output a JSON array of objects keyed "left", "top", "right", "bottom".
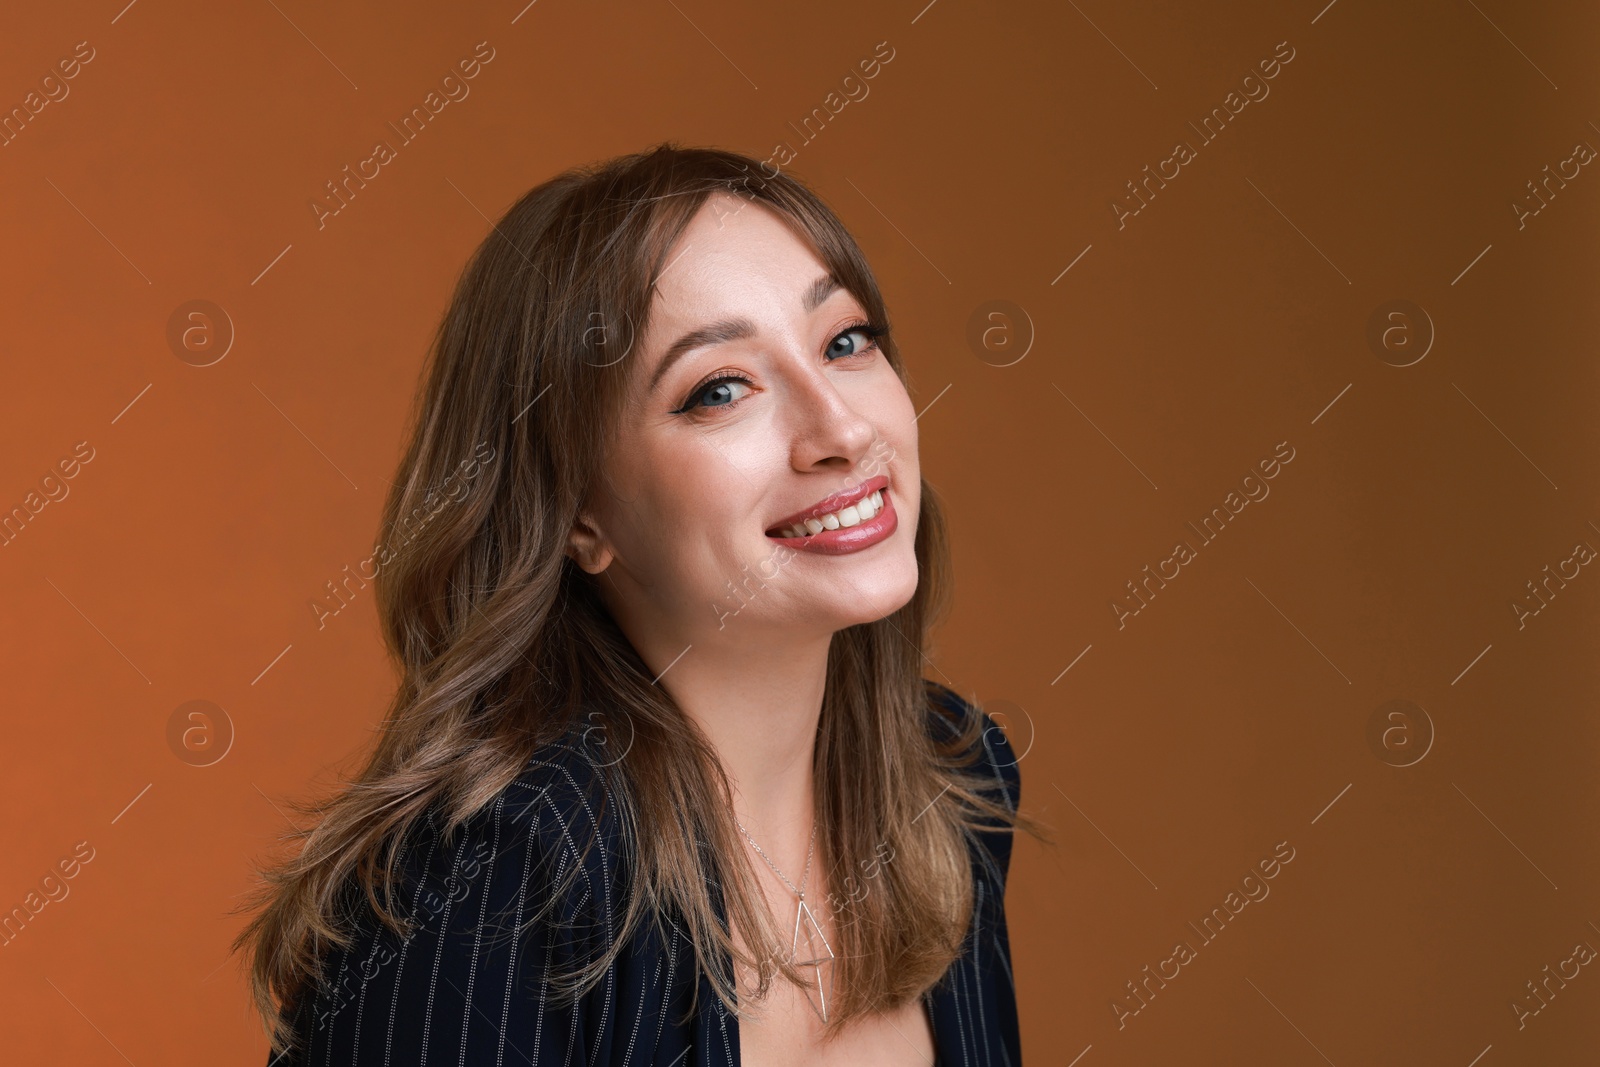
[
  {"left": 871, "top": 376, "right": 921, "bottom": 531},
  {"left": 847, "top": 356, "right": 910, "bottom": 419},
  {"left": 603, "top": 441, "right": 755, "bottom": 570},
  {"left": 869, "top": 371, "right": 919, "bottom": 472}
]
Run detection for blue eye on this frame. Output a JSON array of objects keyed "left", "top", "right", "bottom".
[
  {"left": 827, "top": 322, "right": 887, "bottom": 360},
  {"left": 673, "top": 375, "right": 753, "bottom": 415},
  {"left": 670, "top": 321, "right": 887, "bottom": 417}
]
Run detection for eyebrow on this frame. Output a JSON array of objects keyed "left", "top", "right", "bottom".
[{"left": 647, "top": 273, "right": 843, "bottom": 397}]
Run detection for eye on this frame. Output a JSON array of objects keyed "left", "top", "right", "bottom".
[
  {"left": 671, "top": 374, "right": 754, "bottom": 415},
  {"left": 826, "top": 322, "right": 886, "bottom": 361}
]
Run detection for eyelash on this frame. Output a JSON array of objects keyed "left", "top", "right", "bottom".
[{"left": 670, "top": 320, "right": 888, "bottom": 416}]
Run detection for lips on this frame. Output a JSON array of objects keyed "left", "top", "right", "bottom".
[
  {"left": 764, "top": 475, "right": 890, "bottom": 536},
  {"left": 763, "top": 475, "right": 898, "bottom": 555}
]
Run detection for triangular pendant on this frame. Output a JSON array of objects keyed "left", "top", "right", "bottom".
[{"left": 789, "top": 896, "right": 835, "bottom": 1022}]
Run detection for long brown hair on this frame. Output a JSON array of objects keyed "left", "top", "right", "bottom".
[{"left": 235, "top": 143, "right": 1041, "bottom": 1055}]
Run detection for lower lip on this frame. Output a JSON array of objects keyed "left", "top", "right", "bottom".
[{"left": 766, "top": 489, "right": 898, "bottom": 555}]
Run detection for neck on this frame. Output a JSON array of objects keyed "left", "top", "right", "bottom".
[{"left": 624, "top": 618, "right": 832, "bottom": 871}]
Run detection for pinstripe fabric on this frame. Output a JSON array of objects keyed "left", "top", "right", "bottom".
[{"left": 268, "top": 682, "right": 1021, "bottom": 1066}]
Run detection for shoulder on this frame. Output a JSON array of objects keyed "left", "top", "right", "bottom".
[
  {"left": 493, "top": 728, "right": 626, "bottom": 858},
  {"left": 923, "top": 679, "right": 1022, "bottom": 814},
  {"left": 450, "top": 727, "right": 631, "bottom": 931},
  {"left": 923, "top": 679, "right": 1024, "bottom": 897},
  {"left": 279, "top": 732, "right": 633, "bottom": 1064},
  {"left": 372, "top": 727, "right": 633, "bottom": 965}
]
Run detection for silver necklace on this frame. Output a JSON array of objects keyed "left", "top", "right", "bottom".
[{"left": 733, "top": 818, "right": 835, "bottom": 1021}]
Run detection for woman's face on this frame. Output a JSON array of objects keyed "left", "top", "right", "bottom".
[{"left": 567, "top": 193, "right": 922, "bottom": 648}]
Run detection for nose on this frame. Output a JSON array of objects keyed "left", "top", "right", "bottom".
[{"left": 781, "top": 351, "right": 877, "bottom": 475}]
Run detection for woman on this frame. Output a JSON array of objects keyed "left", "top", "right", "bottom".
[{"left": 236, "top": 143, "right": 1040, "bottom": 1066}]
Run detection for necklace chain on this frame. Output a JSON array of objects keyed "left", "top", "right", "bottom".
[
  {"left": 733, "top": 816, "right": 834, "bottom": 1023},
  {"left": 734, "top": 818, "right": 815, "bottom": 900}
]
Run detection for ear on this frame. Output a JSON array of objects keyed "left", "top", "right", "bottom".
[{"left": 565, "top": 511, "right": 615, "bottom": 575}]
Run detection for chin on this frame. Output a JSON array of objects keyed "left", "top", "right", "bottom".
[{"left": 831, "top": 553, "right": 920, "bottom": 627}]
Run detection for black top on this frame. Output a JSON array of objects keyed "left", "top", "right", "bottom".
[{"left": 269, "top": 681, "right": 1022, "bottom": 1066}]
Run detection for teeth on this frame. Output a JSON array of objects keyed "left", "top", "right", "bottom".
[{"left": 775, "top": 488, "right": 887, "bottom": 539}]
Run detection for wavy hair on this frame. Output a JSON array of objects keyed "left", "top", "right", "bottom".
[{"left": 234, "top": 142, "right": 1042, "bottom": 1055}]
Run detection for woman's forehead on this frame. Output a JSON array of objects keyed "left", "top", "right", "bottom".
[
  {"left": 642, "top": 206, "right": 834, "bottom": 334},
  {"left": 670, "top": 196, "right": 823, "bottom": 283}
]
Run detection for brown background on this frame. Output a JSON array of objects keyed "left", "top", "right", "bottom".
[{"left": 1, "top": 0, "right": 1596, "bottom": 1063}]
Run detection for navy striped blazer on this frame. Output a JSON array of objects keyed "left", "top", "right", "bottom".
[{"left": 269, "top": 681, "right": 1022, "bottom": 1066}]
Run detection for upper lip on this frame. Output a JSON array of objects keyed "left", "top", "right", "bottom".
[{"left": 766, "top": 474, "right": 889, "bottom": 533}]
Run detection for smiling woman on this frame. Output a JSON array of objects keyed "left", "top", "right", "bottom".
[{"left": 235, "top": 143, "right": 1043, "bottom": 1066}]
